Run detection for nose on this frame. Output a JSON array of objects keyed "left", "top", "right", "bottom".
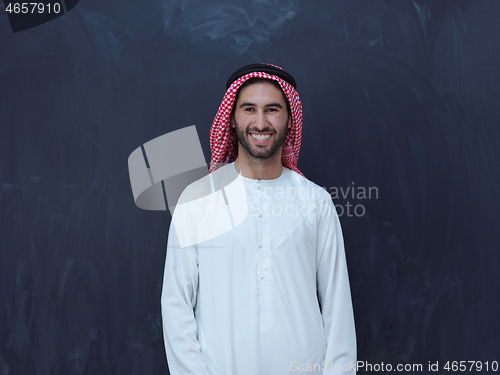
[{"left": 254, "top": 110, "right": 267, "bottom": 131}]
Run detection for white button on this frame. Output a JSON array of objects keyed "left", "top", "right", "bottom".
[
  {"left": 258, "top": 245, "right": 262, "bottom": 248},
  {"left": 259, "top": 214, "right": 262, "bottom": 217}
]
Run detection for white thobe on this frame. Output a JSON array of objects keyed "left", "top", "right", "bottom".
[{"left": 161, "top": 162, "right": 356, "bottom": 374}]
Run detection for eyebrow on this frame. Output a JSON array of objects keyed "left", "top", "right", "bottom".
[{"left": 238, "top": 102, "right": 284, "bottom": 109}]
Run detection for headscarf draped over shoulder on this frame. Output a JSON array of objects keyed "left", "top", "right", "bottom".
[{"left": 209, "top": 63, "right": 305, "bottom": 177}]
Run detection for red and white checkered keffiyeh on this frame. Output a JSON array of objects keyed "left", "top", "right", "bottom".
[{"left": 208, "top": 64, "right": 305, "bottom": 178}]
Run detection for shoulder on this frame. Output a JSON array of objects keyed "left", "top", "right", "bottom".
[
  {"left": 176, "top": 163, "right": 237, "bottom": 205},
  {"left": 282, "top": 167, "right": 331, "bottom": 204}
]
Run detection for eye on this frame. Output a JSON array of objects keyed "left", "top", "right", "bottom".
[
  {"left": 244, "top": 107, "right": 255, "bottom": 112},
  {"left": 267, "top": 108, "right": 278, "bottom": 112}
]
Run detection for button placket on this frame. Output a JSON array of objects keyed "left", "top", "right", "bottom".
[
  {"left": 256, "top": 180, "right": 263, "bottom": 280},
  {"left": 260, "top": 182, "right": 271, "bottom": 281},
  {"left": 257, "top": 180, "right": 275, "bottom": 332}
]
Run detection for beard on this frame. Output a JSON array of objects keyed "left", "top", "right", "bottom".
[{"left": 233, "top": 118, "right": 289, "bottom": 160}]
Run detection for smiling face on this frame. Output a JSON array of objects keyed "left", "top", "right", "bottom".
[{"left": 231, "top": 79, "right": 291, "bottom": 162}]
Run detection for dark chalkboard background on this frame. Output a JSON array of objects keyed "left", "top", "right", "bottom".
[{"left": 1, "top": 0, "right": 499, "bottom": 374}]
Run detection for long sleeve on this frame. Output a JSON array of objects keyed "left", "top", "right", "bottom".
[
  {"left": 316, "top": 198, "right": 357, "bottom": 374},
  {"left": 161, "top": 217, "right": 210, "bottom": 375}
]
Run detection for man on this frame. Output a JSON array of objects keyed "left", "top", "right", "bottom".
[{"left": 161, "top": 64, "right": 356, "bottom": 374}]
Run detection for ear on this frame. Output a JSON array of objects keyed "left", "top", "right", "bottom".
[
  {"left": 230, "top": 113, "right": 235, "bottom": 129},
  {"left": 287, "top": 115, "right": 292, "bottom": 130}
]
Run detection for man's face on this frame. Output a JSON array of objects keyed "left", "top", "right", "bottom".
[{"left": 231, "top": 81, "right": 291, "bottom": 160}]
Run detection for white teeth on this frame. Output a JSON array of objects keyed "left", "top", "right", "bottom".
[{"left": 251, "top": 133, "right": 271, "bottom": 141}]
